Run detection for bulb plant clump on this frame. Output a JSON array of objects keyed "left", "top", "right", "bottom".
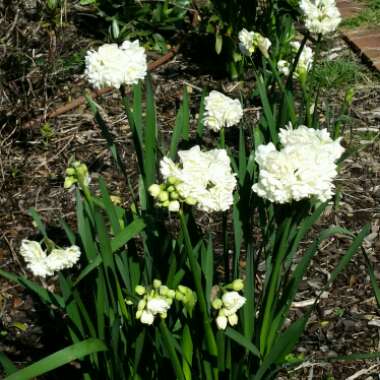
[{"left": 0, "top": 1, "right": 372, "bottom": 378}]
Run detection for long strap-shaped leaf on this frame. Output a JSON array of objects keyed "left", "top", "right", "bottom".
[
  {"left": 4, "top": 339, "right": 107, "bottom": 380},
  {"left": 0, "top": 353, "right": 17, "bottom": 376}
]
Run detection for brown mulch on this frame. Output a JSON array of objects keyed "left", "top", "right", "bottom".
[{"left": 1, "top": 1, "right": 380, "bottom": 379}]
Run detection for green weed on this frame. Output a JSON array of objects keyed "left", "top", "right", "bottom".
[{"left": 310, "top": 58, "right": 366, "bottom": 89}]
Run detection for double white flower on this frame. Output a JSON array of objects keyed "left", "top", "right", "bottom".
[
  {"left": 160, "top": 146, "right": 237, "bottom": 212},
  {"left": 214, "top": 291, "right": 246, "bottom": 330},
  {"left": 138, "top": 296, "right": 172, "bottom": 325},
  {"left": 278, "top": 42, "right": 314, "bottom": 80},
  {"left": 238, "top": 29, "right": 272, "bottom": 58},
  {"left": 20, "top": 240, "right": 81, "bottom": 278},
  {"left": 85, "top": 40, "right": 147, "bottom": 89},
  {"left": 300, "top": 0, "right": 341, "bottom": 35},
  {"left": 204, "top": 91, "right": 243, "bottom": 132},
  {"left": 252, "top": 125, "right": 345, "bottom": 204}
]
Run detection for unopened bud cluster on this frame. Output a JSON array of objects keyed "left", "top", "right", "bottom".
[
  {"left": 211, "top": 279, "right": 246, "bottom": 330},
  {"left": 64, "top": 160, "right": 90, "bottom": 190},
  {"left": 134, "top": 280, "right": 196, "bottom": 325},
  {"left": 148, "top": 176, "right": 196, "bottom": 212}
]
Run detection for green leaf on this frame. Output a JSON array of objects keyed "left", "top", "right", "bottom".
[
  {"left": 0, "top": 269, "right": 64, "bottom": 308},
  {"left": 144, "top": 76, "right": 157, "bottom": 188},
  {"left": 363, "top": 248, "right": 380, "bottom": 308},
  {"left": 111, "top": 218, "right": 146, "bottom": 253},
  {"left": 0, "top": 352, "right": 17, "bottom": 376},
  {"left": 28, "top": 208, "right": 48, "bottom": 238},
  {"left": 327, "top": 224, "right": 370, "bottom": 286},
  {"left": 159, "top": 321, "right": 185, "bottom": 380},
  {"left": 74, "top": 255, "right": 102, "bottom": 286},
  {"left": 181, "top": 324, "right": 193, "bottom": 380},
  {"left": 132, "top": 83, "right": 143, "bottom": 145},
  {"left": 322, "top": 351, "right": 380, "bottom": 362},
  {"left": 238, "top": 127, "right": 247, "bottom": 185},
  {"left": 196, "top": 90, "right": 206, "bottom": 138},
  {"left": 170, "top": 89, "right": 190, "bottom": 159},
  {"left": 243, "top": 244, "right": 255, "bottom": 341},
  {"left": 60, "top": 218, "right": 76, "bottom": 245},
  {"left": 4, "top": 339, "right": 107, "bottom": 380},
  {"left": 181, "top": 87, "right": 190, "bottom": 140},
  {"left": 98, "top": 177, "right": 122, "bottom": 235},
  {"left": 86, "top": 95, "right": 127, "bottom": 178},
  {"left": 134, "top": 330, "right": 146, "bottom": 373},
  {"left": 76, "top": 190, "right": 97, "bottom": 261},
  {"left": 201, "top": 237, "right": 213, "bottom": 308},
  {"left": 224, "top": 328, "right": 261, "bottom": 358},
  {"left": 257, "top": 75, "right": 278, "bottom": 144},
  {"left": 254, "top": 316, "right": 308, "bottom": 380}
]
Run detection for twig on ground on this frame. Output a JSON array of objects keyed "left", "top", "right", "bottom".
[{"left": 346, "top": 364, "right": 379, "bottom": 380}]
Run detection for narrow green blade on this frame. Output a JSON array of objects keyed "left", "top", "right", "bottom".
[{"left": 4, "top": 339, "right": 107, "bottom": 380}]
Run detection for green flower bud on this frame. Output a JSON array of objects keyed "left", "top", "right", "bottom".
[
  {"left": 168, "top": 176, "right": 178, "bottom": 185},
  {"left": 135, "top": 285, "right": 146, "bottom": 295},
  {"left": 169, "top": 191, "right": 179, "bottom": 200},
  {"left": 231, "top": 279, "right": 244, "bottom": 291},
  {"left": 149, "top": 184, "right": 161, "bottom": 198},
  {"left": 66, "top": 168, "right": 75, "bottom": 175},
  {"left": 162, "top": 200, "right": 170, "bottom": 207},
  {"left": 185, "top": 197, "right": 197, "bottom": 206},
  {"left": 167, "top": 289, "right": 176, "bottom": 299},
  {"left": 137, "top": 299, "right": 146, "bottom": 311},
  {"left": 136, "top": 310, "right": 143, "bottom": 319},
  {"left": 64, "top": 177, "right": 76, "bottom": 189},
  {"left": 175, "top": 292, "right": 184, "bottom": 301},
  {"left": 159, "top": 285, "right": 169, "bottom": 296},
  {"left": 153, "top": 279, "right": 162, "bottom": 288},
  {"left": 178, "top": 285, "right": 187, "bottom": 294},
  {"left": 167, "top": 185, "right": 175, "bottom": 193},
  {"left": 159, "top": 191, "right": 169, "bottom": 202},
  {"left": 212, "top": 298, "right": 223, "bottom": 310}
]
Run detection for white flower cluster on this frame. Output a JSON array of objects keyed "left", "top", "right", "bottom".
[
  {"left": 20, "top": 240, "right": 81, "bottom": 278},
  {"left": 204, "top": 91, "right": 243, "bottom": 132},
  {"left": 158, "top": 145, "right": 237, "bottom": 212},
  {"left": 252, "top": 125, "right": 345, "bottom": 204},
  {"left": 238, "top": 29, "right": 272, "bottom": 58},
  {"left": 212, "top": 279, "right": 246, "bottom": 330},
  {"left": 278, "top": 42, "right": 314, "bottom": 80},
  {"left": 85, "top": 40, "right": 147, "bottom": 89},
  {"left": 135, "top": 280, "right": 196, "bottom": 325},
  {"left": 300, "top": 0, "right": 341, "bottom": 35}
]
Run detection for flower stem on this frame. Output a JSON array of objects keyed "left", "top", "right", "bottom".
[{"left": 219, "top": 127, "right": 225, "bottom": 148}]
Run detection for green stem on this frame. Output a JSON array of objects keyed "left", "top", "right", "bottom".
[
  {"left": 159, "top": 320, "right": 186, "bottom": 380},
  {"left": 259, "top": 217, "right": 292, "bottom": 355},
  {"left": 222, "top": 213, "right": 229, "bottom": 283},
  {"left": 219, "top": 127, "right": 225, "bottom": 148},
  {"left": 179, "top": 211, "right": 218, "bottom": 377},
  {"left": 300, "top": 79, "right": 311, "bottom": 127}
]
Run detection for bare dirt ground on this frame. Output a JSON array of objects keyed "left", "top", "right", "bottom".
[{"left": 1, "top": 1, "right": 380, "bottom": 379}]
